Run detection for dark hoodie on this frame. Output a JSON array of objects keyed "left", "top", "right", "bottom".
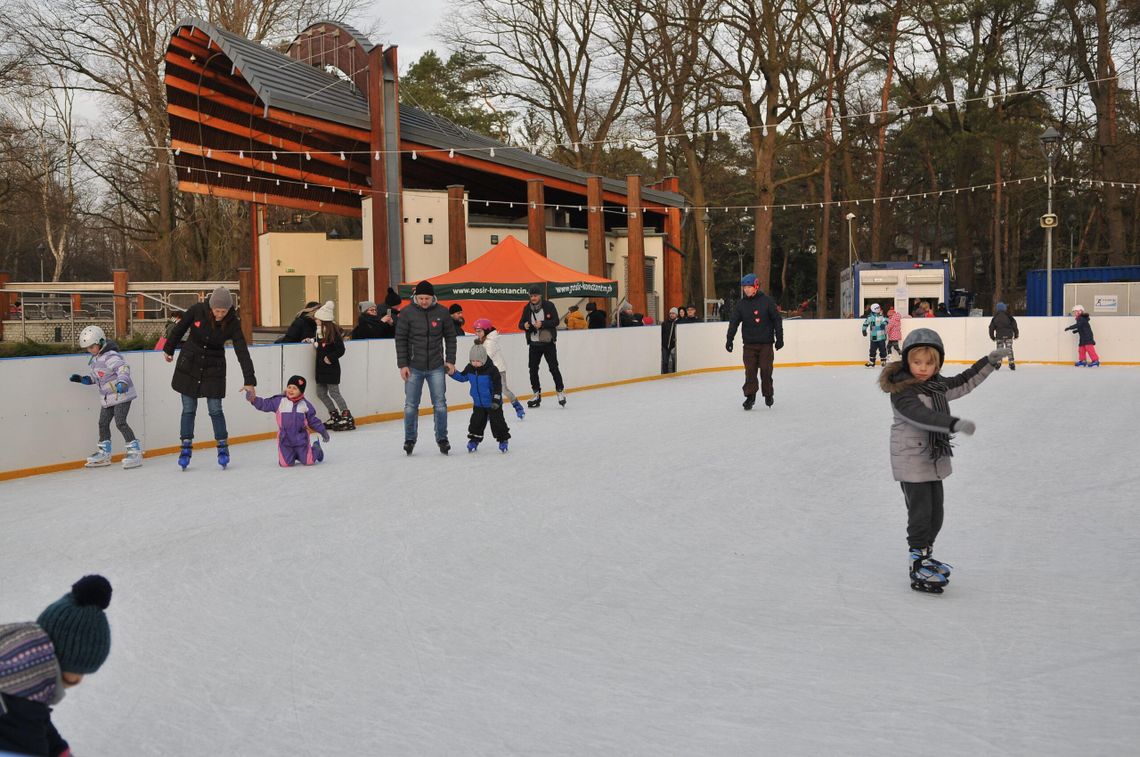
[
  {"left": 726, "top": 290, "right": 783, "bottom": 345},
  {"left": 1065, "top": 313, "right": 1096, "bottom": 345},
  {"left": 988, "top": 310, "right": 1019, "bottom": 340}
]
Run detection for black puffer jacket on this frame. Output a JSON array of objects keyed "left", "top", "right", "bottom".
[
  {"left": 395, "top": 301, "right": 457, "bottom": 370},
  {"left": 726, "top": 291, "right": 783, "bottom": 345},
  {"left": 1065, "top": 313, "right": 1096, "bottom": 345},
  {"left": 164, "top": 302, "right": 257, "bottom": 398},
  {"left": 0, "top": 693, "right": 69, "bottom": 757},
  {"left": 988, "top": 311, "right": 1019, "bottom": 340},
  {"left": 661, "top": 317, "right": 678, "bottom": 349},
  {"left": 278, "top": 314, "right": 316, "bottom": 343},
  {"left": 351, "top": 312, "right": 394, "bottom": 340},
  {"left": 314, "top": 329, "right": 346, "bottom": 384}
]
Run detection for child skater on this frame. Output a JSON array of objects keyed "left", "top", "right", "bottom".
[
  {"left": 879, "top": 328, "right": 1010, "bottom": 593},
  {"left": 309, "top": 300, "right": 355, "bottom": 429},
  {"left": 862, "top": 303, "right": 888, "bottom": 367},
  {"left": 246, "top": 375, "right": 330, "bottom": 466},
  {"left": 988, "top": 302, "right": 1019, "bottom": 370},
  {"left": 472, "top": 317, "right": 526, "bottom": 419},
  {"left": 1065, "top": 304, "right": 1100, "bottom": 366},
  {"left": 450, "top": 343, "right": 511, "bottom": 453},
  {"left": 885, "top": 306, "right": 903, "bottom": 359},
  {"left": 68, "top": 325, "right": 143, "bottom": 469}
]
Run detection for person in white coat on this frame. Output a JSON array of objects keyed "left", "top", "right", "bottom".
[{"left": 472, "top": 318, "right": 526, "bottom": 419}]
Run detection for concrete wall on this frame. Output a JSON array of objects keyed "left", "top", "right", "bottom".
[{"left": 3, "top": 316, "right": 1134, "bottom": 477}]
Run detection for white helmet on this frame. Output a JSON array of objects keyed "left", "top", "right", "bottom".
[
  {"left": 79, "top": 325, "right": 106, "bottom": 349},
  {"left": 1071, "top": 304, "right": 1085, "bottom": 314}
]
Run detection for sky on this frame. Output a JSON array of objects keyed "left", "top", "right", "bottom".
[
  {"left": 359, "top": 1, "right": 450, "bottom": 72},
  {"left": 2, "top": 365, "right": 1138, "bottom": 754}
]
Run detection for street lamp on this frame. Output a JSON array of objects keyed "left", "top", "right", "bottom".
[
  {"left": 701, "top": 210, "right": 711, "bottom": 322},
  {"left": 1039, "top": 126, "right": 1062, "bottom": 315},
  {"left": 1067, "top": 214, "right": 1076, "bottom": 267}
]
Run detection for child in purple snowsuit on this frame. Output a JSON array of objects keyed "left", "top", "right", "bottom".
[{"left": 246, "top": 375, "right": 329, "bottom": 466}]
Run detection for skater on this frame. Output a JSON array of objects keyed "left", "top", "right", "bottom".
[
  {"left": 725, "top": 273, "right": 783, "bottom": 410},
  {"left": 879, "top": 328, "right": 1010, "bottom": 593},
  {"left": 395, "top": 279, "right": 457, "bottom": 455},
  {"left": 351, "top": 301, "right": 394, "bottom": 340},
  {"left": 988, "top": 302, "right": 1019, "bottom": 369},
  {"left": 246, "top": 375, "right": 330, "bottom": 466},
  {"left": 68, "top": 325, "right": 142, "bottom": 469},
  {"left": 1065, "top": 305, "right": 1100, "bottom": 366},
  {"left": 163, "top": 286, "right": 257, "bottom": 470},
  {"left": 276, "top": 301, "right": 319, "bottom": 343},
  {"left": 310, "top": 301, "right": 355, "bottom": 431},
  {"left": 885, "top": 306, "right": 903, "bottom": 359},
  {"left": 0, "top": 574, "right": 114, "bottom": 756},
  {"left": 473, "top": 317, "right": 526, "bottom": 419},
  {"left": 450, "top": 343, "right": 511, "bottom": 453},
  {"left": 661, "top": 307, "right": 679, "bottom": 374},
  {"left": 519, "top": 284, "right": 566, "bottom": 408},
  {"left": 585, "top": 301, "right": 607, "bottom": 329},
  {"left": 862, "top": 303, "right": 888, "bottom": 367}
]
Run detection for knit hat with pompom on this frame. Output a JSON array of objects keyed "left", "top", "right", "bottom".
[{"left": 36, "top": 575, "right": 113, "bottom": 674}]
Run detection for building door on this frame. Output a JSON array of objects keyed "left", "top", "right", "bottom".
[
  {"left": 278, "top": 276, "right": 306, "bottom": 326},
  {"left": 318, "top": 276, "right": 338, "bottom": 321}
]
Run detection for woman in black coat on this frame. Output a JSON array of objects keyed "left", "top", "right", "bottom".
[
  {"left": 351, "top": 301, "right": 396, "bottom": 339},
  {"left": 163, "top": 287, "right": 257, "bottom": 468},
  {"left": 277, "top": 301, "right": 319, "bottom": 343}
]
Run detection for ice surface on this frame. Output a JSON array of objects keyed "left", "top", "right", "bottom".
[{"left": 2, "top": 365, "right": 1138, "bottom": 756}]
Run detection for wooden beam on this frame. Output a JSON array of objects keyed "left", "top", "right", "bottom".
[
  {"left": 447, "top": 185, "right": 467, "bottom": 270},
  {"left": 177, "top": 180, "right": 362, "bottom": 217},
  {"left": 367, "top": 45, "right": 392, "bottom": 297},
  {"left": 626, "top": 175, "right": 646, "bottom": 316},
  {"left": 170, "top": 139, "right": 364, "bottom": 192},
  {"left": 527, "top": 179, "right": 547, "bottom": 256},
  {"left": 587, "top": 176, "right": 607, "bottom": 316},
  {"left": 658, "top": 176, "right": 684, "bottom": 312}
]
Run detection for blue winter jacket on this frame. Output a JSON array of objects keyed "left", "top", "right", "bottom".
[
  {"left": 862, "top": 313, "right": 888, "bottom": 341},
  {"left": 449, "top": 362, "right": 503, "bottom": 408}
]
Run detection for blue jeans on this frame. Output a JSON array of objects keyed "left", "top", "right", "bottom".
[
  {"left": 404, "top": 366, "right": 448, "bottom": 443},
  {"left": 180, "top": 394, "right": 228, "bottom": 441}
]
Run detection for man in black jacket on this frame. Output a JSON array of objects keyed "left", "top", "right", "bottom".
[
  {"left": 726, "top": 273, "right": 783, "bottom": 410},
  {"left": 661, "top": 307, "right": 679, "bottom": 373},
  {"left": 395, "top": 280, "right": 457, "bottom": 454},
  {"left": 518, "top": 284, "right": 566, "bottom": 408}
]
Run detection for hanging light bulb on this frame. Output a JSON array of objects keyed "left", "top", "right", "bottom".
[
  {"left": 272, "top": 151, "right": 278, "bottom": 160},
  {"left": 987, "top": 95, "right": 994, "bottom": 107},
  {"left": 331, "top": 186, "right": 336, "bottom": 193},
  {"left": 217, "top": 171, "right": 221, "bottom": 177},
  {"left": 304, "top": 183, "right": 308, "bottom": 189},
  {"left": 206, "top": 149, "right": 212, "bottom": 158},
  {"left": 239, "top": 150, "right": 244, "bottom": 159},
  {"left": 305, "top": 152, "right": 311, "bottom": 160},
  {"left": 174, "top": 148, "right": 181, "bottom": 156},
  {"left": 276, "top": 179, "right": 280, "bottom": 186},
  {"left": 448, "top": 149, "right": 454, "bottom": 158},
  {"left": 761, "top": 125, "right": 768, "bottom": 137},
  {"left": 489, "top": 148, "right": 495, "bottom": 157},
  {"left": 927, "top": 104, "right": 934, "bottom": 116},
  {"left": 339, "top": 151, "right": 346, "bottom": 160},
  {"left": 412, "top": 150, "right": 417, "bottom": 160},
  {"left": 246, "top": 175, "right": 250, "bottom": 182}
]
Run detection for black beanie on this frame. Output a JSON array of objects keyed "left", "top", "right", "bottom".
[
  {"left": 287, "top": 375, "right": 307, "bottom": 392},
  {"left": 384, "top": 287, "right": 402, "bottom": 307},
  {"left": 528, "top": 284, "right": 543, "bottom": 296},
  {"left": 414, "top": 280, "right": 435, "bottom": 297},
  {"left": 448, "top": 303, "right": 463, "bottom": 314}
]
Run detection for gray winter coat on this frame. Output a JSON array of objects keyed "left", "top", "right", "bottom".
[
  {"left": 879, "top": 357, "right": 995, "bottom": 482},
  {"left": 394, "top": 300, "right": 457, "bottom": 371}
]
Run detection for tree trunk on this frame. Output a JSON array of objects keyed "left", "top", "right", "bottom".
[
  {"left": 992, "top": 141, "right": 1003, "bottom": 307},
  {"left": 870, "top": 2, "right": 902, "bottom": 262}
]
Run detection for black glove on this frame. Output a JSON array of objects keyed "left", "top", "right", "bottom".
[
  {"left": 725, "top": 340, "right": 734, "bottom": 353},
  {"left": 322, "top": 433, "right": 331, "bottom": 443},
  {"left": 69, "top": 374, "right": 92, "bottom": 385},
  {"left": 491, "top": 395, "right": 502, "bottom": 411},
  {"left": 775, "top": 338, "right": 784, "bottom": 351}
]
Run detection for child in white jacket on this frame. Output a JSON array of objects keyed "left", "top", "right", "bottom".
[{"left": 472, "top": 318, "right": 525, "bottom": 419}]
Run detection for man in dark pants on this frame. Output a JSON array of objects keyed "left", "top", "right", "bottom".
[
  {"left": 725, "top": 273, "right": 783, "bottom": 410},
  {"left": 518, "top": 284, "right": 566, "bottom": 408},
  {"left": 661, "top": 307, "right": 679, "bottom": 373}
]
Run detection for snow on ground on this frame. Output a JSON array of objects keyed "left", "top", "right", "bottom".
[{"left": 2, "top": 364, "right": 1138, "bottom": 756}]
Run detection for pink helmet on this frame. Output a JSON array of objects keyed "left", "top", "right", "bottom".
[{"left": 473, "top": 318, "right": 494, "bottom": 331}]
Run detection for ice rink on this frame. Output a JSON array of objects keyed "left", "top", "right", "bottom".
[{"left": 2, "top": 364, "right": 1138, "bottom": 756}]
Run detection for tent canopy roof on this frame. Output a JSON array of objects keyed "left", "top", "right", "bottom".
[{"left": 398, "top": 235, "right": 617, "bottom": 300}]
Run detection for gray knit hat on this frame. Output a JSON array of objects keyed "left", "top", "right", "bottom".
[
  {"left": 36, "top": 575, "right": 113, "bottom": 674},
  {"left": 470, "top": 344, "right": 488, "bottom": 364},
  {"left": 208, "top": 286, "right": 234, "bottom": 310},
  {"left": 358, "top": 300, "right": 376, "bottom": 314}
]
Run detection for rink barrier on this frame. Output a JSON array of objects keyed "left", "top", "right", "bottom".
[{"left": 0, "top": 316, "right": 1136, "bottom": 480}]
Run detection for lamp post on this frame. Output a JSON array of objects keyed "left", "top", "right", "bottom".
[
  {"left": 1039, "top": 127, "right": 1061, "bottom": 315},
  {"left": 701, "top": 210, "right": 711, "bottom": 322},
  {"left": 845, "top": 212, "right": 857, "bottom": 268},
  {"left": 1067, "top": 214, "right": 1076, "bottom": 267}
]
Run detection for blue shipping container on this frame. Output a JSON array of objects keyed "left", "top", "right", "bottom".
[{"left": 1026, "top": 266, "right": 1140, "bottom": 316}]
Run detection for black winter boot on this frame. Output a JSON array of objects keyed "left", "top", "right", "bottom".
[{"left": 743, "top": 394, "right": 756, "bottom": 410}]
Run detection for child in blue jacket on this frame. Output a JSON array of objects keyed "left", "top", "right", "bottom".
[
  {"left": 449, "top": 344, "right": 511, "bottom": 452},
  {"left": 862, "top": 303, "right": 889, "bottom": 367},
  {"left": 246, "top": 375, "right": 330, "bottom": 466}
]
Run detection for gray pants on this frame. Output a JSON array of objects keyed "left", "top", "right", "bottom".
[
  {"left": 499, "top": 370, "right": 517, "bottom": 405},
  {"left": 315, "top": 383, "right": 348, "bottom": 414},
  {"left": 995, "top": 337, "right": 1015, "bottom": 366},
  {"left": 98, "top": 401, "right": 136, "bottom": 443}
]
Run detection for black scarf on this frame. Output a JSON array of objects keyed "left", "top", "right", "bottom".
[{"left": 915, "top": 377, "right": 954, "bottom": 460}]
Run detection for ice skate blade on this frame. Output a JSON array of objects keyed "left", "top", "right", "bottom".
[
  {"left": 84, "top": 460, "right": 112, "bottom": 468},
  {"left": 911, "top": 580, "right": 945, "bottom": 594}
]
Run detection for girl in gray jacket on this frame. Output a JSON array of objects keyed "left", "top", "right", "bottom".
[{"left": 879, "top": 328, "right": 1009, "bottom": 593}]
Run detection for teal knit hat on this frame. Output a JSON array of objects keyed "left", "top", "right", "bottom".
[{"left": 36, "top": 575, "right": 113, "bottom": 674}]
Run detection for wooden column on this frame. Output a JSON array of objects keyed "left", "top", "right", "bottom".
[
  {"left": 351, "top": 267, "right": 370, "bottom": 310},
  {"left": 626, "top": 175, "right": 646, "bottom": 315},
  {"left": 447, "top": 184, "right": 467, "bottom": 270},
  {"left": 527, "top": 179, "right": 547, "bottom": 256},
  {"left": 660, "top": 176, "right": 684, "bottom": 312},
  {"left": 135, "top": 294, "right": 146, "bottom": 320},
  {"left": 112, "top": 269, "right": 129, "bottom": 339},
  {"left": 237, "top": 267, "right": 253, "bottom": 344},
  {"left": 587, "top": 177, "right": 606, "bottom": 315},
  {"left": 367, "top": 45, "right": 392, "bottom": 298},
  {"left": 249, "top": 203, "right": 266, "bottom": 327},
  {"left": 0, "top": 271, "right": 9, "bottom": 340}
]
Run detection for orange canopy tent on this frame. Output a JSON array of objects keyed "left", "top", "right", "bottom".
[{"left": 398, "top": 235, "right": 617, "bottom": 334}]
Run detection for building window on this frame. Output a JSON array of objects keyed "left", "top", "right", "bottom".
[
  {"left": 427, "top": 217, "right": 433, "bottom": 224},
  {"left": 491, "top": 234, "right": 499, "bottom": 244},
  {"left": 424, "top": 235, "right": 433, "bottom": 244}
]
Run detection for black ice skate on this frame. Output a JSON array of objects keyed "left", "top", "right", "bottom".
[
  {"left": 438, "top": 439, "right": 451, "bottom": 455},
  {"left": 909, "top": 546, "right": 949, "bottom": 594},
  {"left": 764, "top": 395, "right": 774, "bottom": 407},
  {"left": 527, "top": 394, "right": 542, "bottom": 408},
  {"left": 743, "top": 394, "right": 756, "bottom": 410},
  {"left": 403, "top": 440, "right": 416, "bottom": 455}
]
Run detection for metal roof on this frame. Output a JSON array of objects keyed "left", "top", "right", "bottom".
[{"left": 174, "top": 19, "right": 685, "bottom": 208}]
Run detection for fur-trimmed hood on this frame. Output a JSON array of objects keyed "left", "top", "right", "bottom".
[{"left": 879, "top": 361, "right": 941, "bottom": 395}]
